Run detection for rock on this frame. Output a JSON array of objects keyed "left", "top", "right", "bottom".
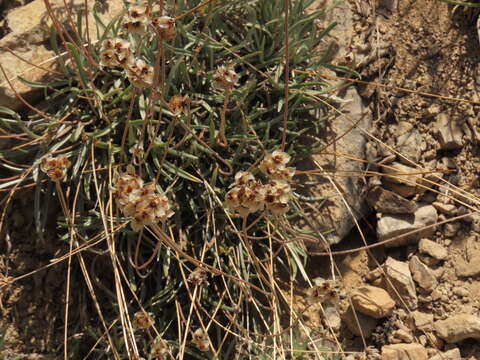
[
  {"left": 432, "top": 202, "right": 456, "bottom": 216},
  {"left": 382, "top": 162, "right": 425, "bottom": 197},
  {"left": 342, "top": 305, "right": 378, "bottom": 338},
  {"left": 381, "top": 343, "right": 428, "bottom": 360},
  {"left": 396, "top": 129, "right": 424, "bottom": 165},
  {"left": 418, "top": 239, "right": 448, "bottom": 261},
  {"left": 411, "top": 311, "right": 434, "bottom": 332},
  {"left": 310, "top": 86, "right": 371, "bottom": 245},
  {"left": 0, "top": 0, "right": 123, "bottom": 110},
  {"left": 367, "top": 186, "right": 418, "bottom": 214},
  {"left": 377, "top": 205, "right": 438, "bottom": 247},
  {"left": 435, "top": 113, "right": 463, "bottom": 150},
  {"left": 351, "top": 285, "right": 396, "bottom": 319},
  {"left": 409, "top": 256, "right": 437, "bottom": 293},
  {"left": 383, "top": 257, "right": 418, "bottom": 310},
  {"left": 454, "top": 248, "right": 480, "bottom": 277},
  {"left": 434, "top": 314, "right": 480, "bottom": 343},
  {"left": 428, "top": 348, "right": 461, "bottom": 360}
]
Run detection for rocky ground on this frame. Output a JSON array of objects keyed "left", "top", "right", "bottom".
[{"left": 2, "top": 0, "right": 480, "bottom": 359}]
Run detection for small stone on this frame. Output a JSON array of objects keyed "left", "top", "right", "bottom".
[
  {"left": 391, "top": 329, "right": 414, "bottom": 343},
  {"left": 383, "top": 257, "right": 418, "bottom": 310},
  {"left": 435, "top": 113, "right": 463, "bottom": 150},
  {"left": 418, "top": 239, "right": 448, "bottom": 261},
  {"left": 452, "top": 287, "right": 469, "bottom": 297},
  {"left": 377, "top": 205, "right": 438, "bottom": 247},
  {"left": 454, "top": 253, "right": 480, "bottom": 278},
  {"left": 434, "top": 314, "right": 480, "bottom": 343},
  {"left": 432, "top": 202, "right": 456, "bottom": 216},
  {"left": 409, "top": 256, "right": 438, "bottom": 292},
  {"left": 443, "top": 223, "right": 460, "bottom": 238},
  {"left": 428, "top": 348, "right": 461, "bottom": 360},
  {"left": 367, "top": 186, "right": 418, "bottom": 214},
  {"left": 351, "top": 285, "right": 396, "bottom": 319},
  {"left": 382, "top": 162, "right": 425, "bottom": 197},
  {"left": 396, "top": 129, "right": 425, "bottom": 165},
  {"left": 381, "top": 343, "right": 428, "bottom": 360},
  {"left": 342, "top": 305, "right": 378, "bottom": 338},
  {"left": 411, "top": 311, "right": 433, "bottom": 332}
]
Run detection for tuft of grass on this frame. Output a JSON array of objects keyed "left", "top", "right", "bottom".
[{"left": 0, "top": 0, "right": 350, "bottom": 358}]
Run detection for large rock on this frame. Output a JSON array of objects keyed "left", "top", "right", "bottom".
[
  {"left": 310, "top": 86, "right": 371, "bottom": 245},
  {"left": 0, "top": 0, "right": 124, "bottom": 110},
  {"left": 351, "top": 285, "right": 396, "bottom": 319},
  {"left": 381, "top": 343, "right": 427, "bottom": 360},
  {"left": 433, "top": 314, "right": 480, "bottom": 343},
  {"left": 383, "top": 257, "right": 418, "bottom": 310},
  {"left": 377, "top": 205, "right": 438, "bottom": 247},
  {"left": 409, "top": 256, "right": 437, "bottom": 293}
]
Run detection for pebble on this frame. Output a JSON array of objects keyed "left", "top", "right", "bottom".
[
  {"left": 428, "top": 348, "right": 461, "bottom": 360},
  {"left": 432, "top": 202, "right": 457, "bottom": 216},
  {"left": 377, "top": 205, "right": 438, "bottom": 247},
  {"left": 418, "top": 239, "right": 448, "bottom": 261},
  {"left": 381, "top": 343, "right": 428, "bottom": 360},
  {"left": 367, "top": 185, "right": 418, "bottom": 214},
  {"left": 435, "top": 113, "right": 463, "bottom": 150},
  {"left": 342, "top": 305, "right": 378, "bottom": 338},
  {"left": 409, "top": 256, "right": 438, "bottom": 293},
  {"left": 383, "top": 257, "right": 418, "bottom": 310},
  {"left": 350, "top": 285, "right": 396, "bottom": 319}
]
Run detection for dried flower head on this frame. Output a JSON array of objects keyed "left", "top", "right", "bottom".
[
  {"left": 259, "top": 150, "right": 295, "bottom": 181},
  {"left": 126, "top": 59, "right": 154, "bottom": 88},
  {"left": 113, "top": 170, "right": 173, "bottom": 231},
  {"left": 225, "top": 178, "right": 265, "bottom": 216},
  {"left": 129, "top": 143, "right": 144, "bottom": 162},
  {"left": 133, "top": 311, "right": 154, "bottom": 329},
  {"left": 151, "top": 338, "right": 169, "bottom": 358},
  {"left": 263, "top": 180, "right": 291, "bottom": 215},
  {"left": 40, "top": 155, "right": 71, "bottom": 181},
  {"left": 168, "top": 95, "right": 188, "bottom": 116},
  {"left": 306, "top": 278, "right": 344, "bottom": 305},
  {"left": 123, "top": 16, "right": 147, "bottom": 34},
  {"left": 100, "top": 38, "right": 133, "bottom": 68},
  {"left": 192, "top": 328, "right": 209, "bottom": 352},
  {"left": 188, "top": 267, "right": 207, "bottom": 285},
  {"left": 232, "top": 171, "right": 255, "bottom": 187},
  {"left": 151, "top": 16, "right": 176, "bottom": 40},
  {"left": 212, "top": 65, "right": 239, "bottom": 90}
]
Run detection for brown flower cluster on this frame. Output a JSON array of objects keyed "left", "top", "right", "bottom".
[
  {"left": 225, "top": 151, "right": 295, "bottom": 216},
  {"left": 123, "top": 0, "right": 176, "bottom": 40},
  {"left": 132, "top": 311, "right": 154, "bottom": 330},
  {"left": 188, "top": 267, "right": 207, "bottom": 285},
  {"left": 99, "top": 2, "right": 176, "bottom": 88},
  {"left": 168, "top": 94, "right": 189, "bottom": 116},
  {"left": 191, "top": 328, "right": 209, "bottom": 352},
  {"left": 150, "top": 338, "right": 169, "bottom": 359},
  {"left": 225, "top": 171, "right": 266, "bottom": 216},
  {"left": 306, "top": 278, "right": 345, "bottom": 306},
  {"left": 212, "top": 65, "right": 239, "bottom": 90},
  {"left": 112, "top": 168, "right": 173, "bottom": 232},
  {"left": 40, "top": 155, "right": 71, "bottom": 181},
  {"left": 259, "top": 150, "right": 295, "bottom": 181},
  {"left": 100, "top": 38, "right": 133, "bottom": 68}
]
